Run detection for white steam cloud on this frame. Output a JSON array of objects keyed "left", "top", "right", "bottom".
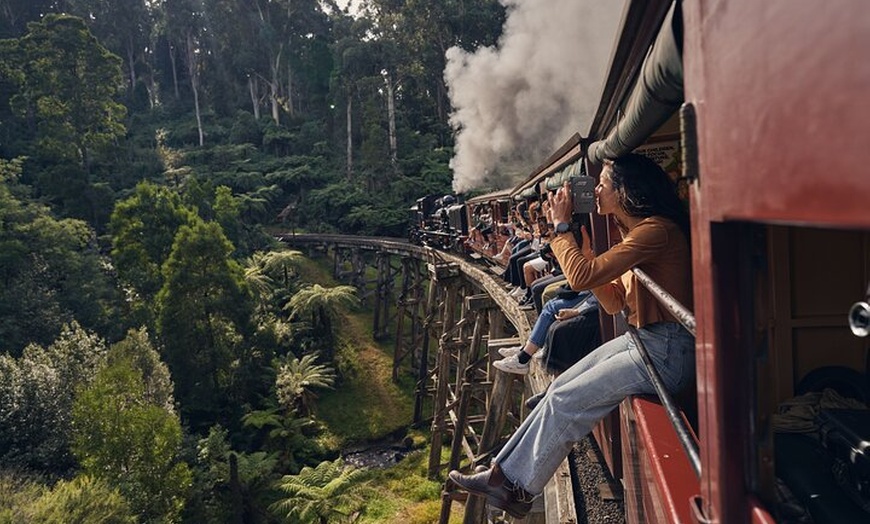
[{"left": 445, "top": 0, "right": 624, "bottom": 192}]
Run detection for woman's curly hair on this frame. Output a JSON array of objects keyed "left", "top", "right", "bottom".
[{"left": 606, "top": 154, "right": 689, "bottom": 239}]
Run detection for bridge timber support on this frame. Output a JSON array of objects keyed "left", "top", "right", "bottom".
[{"left": 277, "top": 234, "right": 577, "bottom": 524}]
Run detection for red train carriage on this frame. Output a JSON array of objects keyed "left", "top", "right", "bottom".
[
  {"left": 511, "top": 1, "right": 870, "bottom": 522},
  {"left": 683, "top": 1, "right": 870, "bottom": 522}
]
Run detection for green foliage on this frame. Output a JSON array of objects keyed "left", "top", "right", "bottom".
[
  {"left": 315, "top": 327, "right": 414, "bottom": 445},
  {"left": 353, "top": 450, "right": 448, "bottom": 524},
  {"left": 0, "top": 1, "right": 511, "bottom": 520},
  {"left": 276, "top": 353, "right": 336, "bottom": 416},
  {"left": 109, "top": 327, "right": 176, "bottom": 413},
  {"left": 284, "top": 284, "right": 359, "bottom": 360},
  {"left": 110, "top": 181, "right": 196, "bottom": 306},
  {"left": 229, "top": 110, "right": 263, "bottom": 144},
  {"left": 0, "top": 322, "right": 107, "bottom": 473},
  {"left": 0, "top": 470, "right": 47, "bottom": 523},
  {"left": 271, "top": 459, "right": 366, "bottom": 524},
  {"left": 0, "top": 158, "right": 119, "bottom": 353},
  {"left": 241, "top": 407, "right": 319, "bottom": 474},
  {"left": 243, "top": 248, "right": 305, "bottom": 308},
  {"left": 341, "top": 203, "right": 407, "bottom": 237},
  {"left": 24, "top": 475, "right": 136, "bottom": 524},
  {"left": 187, "top": 425, "right": 282, "bottom": 524},
  {"left": 156, "top": 217, "right": 253, "bottom": 428},
  {"left": 1, "top": 14, "right": 126, "bottom": 217},
  {"left": 72, "top": 353, "right": 191, "bottom": 523}
]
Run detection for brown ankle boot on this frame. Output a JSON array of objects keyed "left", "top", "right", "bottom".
[{"left": 448, "top": 465, "right": 533, "bottom": 519}]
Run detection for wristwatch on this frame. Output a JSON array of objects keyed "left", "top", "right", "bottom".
[{"left": 554, "top": 222, "right": 570, "bottom": 234}]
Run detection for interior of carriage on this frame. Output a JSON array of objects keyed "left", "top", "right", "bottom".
[{"left": 721, "top": 221, "right": 870, "bottom": 522}]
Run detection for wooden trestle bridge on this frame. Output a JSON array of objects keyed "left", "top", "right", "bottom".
[{"left": 277, "top": 233, "right": 578, "bottom": 524}]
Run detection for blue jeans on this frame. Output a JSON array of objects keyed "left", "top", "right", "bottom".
[
  {"left": 527, "top": 292, "right": 593, "bottom": 348},
  {"left": 495, "top": 322, "right": 695, "bottom": 494}
]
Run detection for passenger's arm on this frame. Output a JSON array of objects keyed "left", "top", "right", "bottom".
[{"left": 550, "top": 220, "right": 670, "bottom": 291}]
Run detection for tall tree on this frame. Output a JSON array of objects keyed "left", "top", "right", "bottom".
[
  {"left": 110, "top": 181, "right": 196, "bottom": 312},
  {"left": 163, "top": 0, "right": 206, "bottom": 144},
  {"left": 0, "top": 323, "right": 107, "bottom": 473},
  {"left": 5, "top": 15, "right": 126, "bottom": 170},
  {"left": 363, "top": 0, "right": 505, "bottom": 132},
  {"left": 156, "top": 218, "right": 253, "bottom": 427},
  {"left": 284, "top": 284, "right": 358, "bottom": 360},
  {"left": 61, "top": 0, "right": 151, "bottom": 97},
  {"left": 275, "top": 352, "right": 335, "bottom": 416},
  {"left": 0, "top": 158, "right": 118, "bottom": 354}
]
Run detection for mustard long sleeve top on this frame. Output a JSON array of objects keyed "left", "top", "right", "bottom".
[{"left": 549, "top": 216, "right": 692, "bottom": 328}]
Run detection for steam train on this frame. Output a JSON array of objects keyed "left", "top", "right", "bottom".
[
  {"left": 408, "top": 189, "right": 520, "bottom": 260},
  {"left": 412, "top": 1, "right": 870, "bottom": 523}
]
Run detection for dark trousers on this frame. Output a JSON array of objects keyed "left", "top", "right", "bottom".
[{"left": 530, "top": 273, "right": 565, "bottom": 313}]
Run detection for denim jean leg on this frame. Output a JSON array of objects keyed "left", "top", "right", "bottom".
[
  {"left": 497, "top": 324, "right": 694, "bottom": 494},
  {"left": 496, "top": 333, "right": 657, "bottom": 494},
  {"left": 641, "top": 322, "right": 695, "bottom": 393},
  {"left": 527, "top": 294, "right": 587, "bottom": 348}
]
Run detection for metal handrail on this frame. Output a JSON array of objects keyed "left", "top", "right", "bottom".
[
  {"left": 622, "top": 311, "right": 701, "bottom": 478},
  {"left": 631, "top": 267, "right": 696, "bottom": 336},
  {"left": 627, "top": 267, "right": 700, "bottom": 477},
  {"left": 623, "top": 318, "right": 701, "bottom": 479}
]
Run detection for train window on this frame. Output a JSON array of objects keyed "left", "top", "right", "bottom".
[{"left": 711, "top": 221, "right": 870, "bottom": 518}]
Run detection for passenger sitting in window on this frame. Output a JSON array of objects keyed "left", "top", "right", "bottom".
[{"left": 449, "top": 153, "right": 695, "bottom": 519}]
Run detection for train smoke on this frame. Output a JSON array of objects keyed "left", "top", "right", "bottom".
[{"left": 445, "top": 0, "right": 622, "bottom": 192}]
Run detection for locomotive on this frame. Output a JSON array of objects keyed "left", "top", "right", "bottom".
[
  {"left": 409, "top": 188, "right": 520, "bottom": 262},
  {"left": 408, "top": 194, "right": 468, "bottom": 253}
]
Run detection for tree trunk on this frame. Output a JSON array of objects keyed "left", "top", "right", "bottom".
[
  {"left": 346, "top": 94, "right": 353, "bottom": 180},
  {"left": 229, "top": 453, "right": 244, "bottom": 524},
  {"left": 169, "top": 41, "right": 180, "bottom": 99},
  {"left": 287, "top": 63, "right": 295, "bottom": 119},
  {"left": 186, "top": 33, "right": 204, "bottom": 146},
  {"left": 383, "top": 70, "right": 398, "bottom": 172},
  {"left": 270, "top": 51, "right": 282, "bottom": 125},
  {"left": 270, "top": 78, "right": 280, "bottom": 124},
  {"left": 126, "top": 39, "right": 136, "bottom": 90},
  {"left": 248, "top": 76, "right": 260, "bottom": 119}
]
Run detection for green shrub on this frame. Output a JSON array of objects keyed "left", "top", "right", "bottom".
[{"left": 27, "top": 475, "right": 135, "bottom": 524}]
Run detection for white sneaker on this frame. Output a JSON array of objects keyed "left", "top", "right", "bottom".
[
  {"left": 509, "top": 287, "right": 524, "bottom": 297},
  {"left": 498, "top": 346, "right": 523, "bottom": 358},
  {"left": 493, "top": 354, "right": 530, "bottom": 375}
]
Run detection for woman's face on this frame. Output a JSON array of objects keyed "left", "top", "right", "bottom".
[{"left": 595, "top": 167, "right": 619, "bottom": 215}]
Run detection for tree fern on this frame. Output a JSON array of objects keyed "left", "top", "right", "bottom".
[{"left": 271, "top": 459, "right": 365, "bottom": 524}]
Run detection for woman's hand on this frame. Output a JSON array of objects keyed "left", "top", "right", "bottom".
[
  {"left": 550, "top": 182, "right": 573, "bottom": 225},
  {"left": 555, "top": 308, "right": 580, "bottom": 321}
]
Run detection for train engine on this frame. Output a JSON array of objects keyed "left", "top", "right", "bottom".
[{"left": 408, "top": 194, "right": 468, "bottom": 253}]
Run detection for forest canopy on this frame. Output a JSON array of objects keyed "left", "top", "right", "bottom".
[{"left": 0, "top": 1, "right": 506, "bottom": 522}]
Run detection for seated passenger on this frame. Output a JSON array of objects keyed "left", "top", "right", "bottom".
[
  {"left": 493, "top": 290, "right": 599, "bottom": 375},
  {"left": 449, "top": 154, "right": 694, "bottom": 518}
]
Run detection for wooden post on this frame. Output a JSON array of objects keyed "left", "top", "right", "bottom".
[
  {"left": 448, "top": 382, "right": 473, "bottom": 471},
  {"left": 372, "top": 252, "right": 385, "bottom": 338},
  {"left": 414, "top": 273, "right": 439, "bottom": 423},
  {"left": 428, "top": 275, "right": 459, "bottom": 478}
]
